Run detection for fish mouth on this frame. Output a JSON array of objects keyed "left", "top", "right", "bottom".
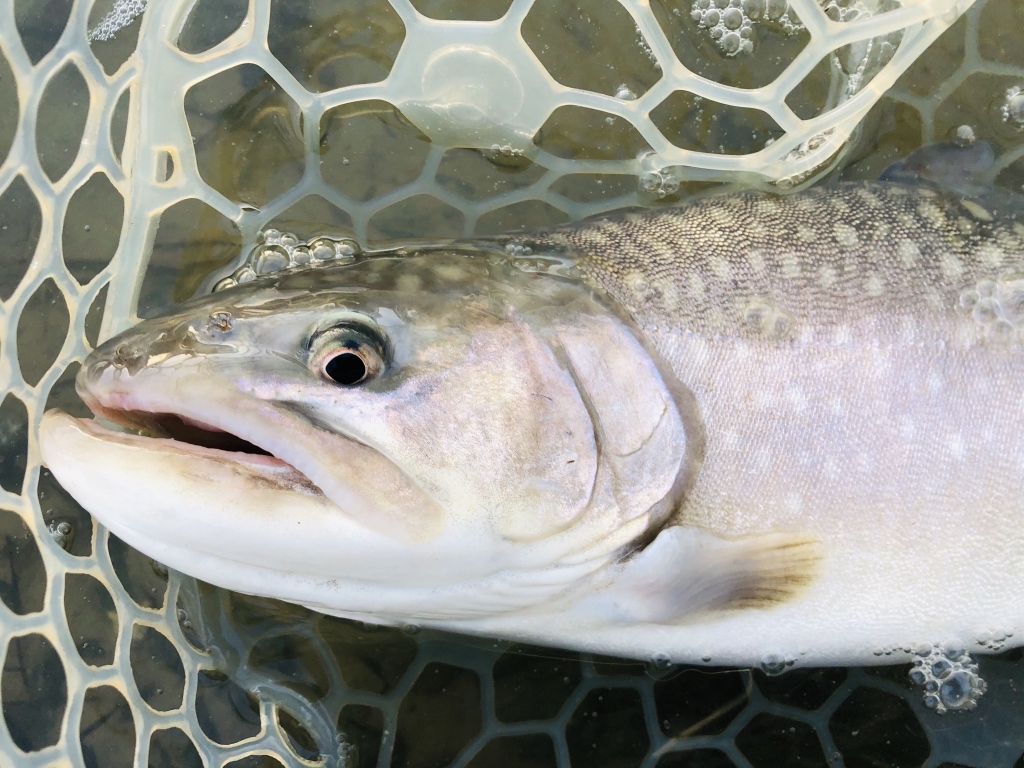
[
  {"left": 55, "top": 372, "right": 447, "bottom": 542},
  {"left": 51, "top": 403, "right": 327, "bottom": 499},
  {"left": 95, "top": 406, "right": 275, "bottom": 460}
]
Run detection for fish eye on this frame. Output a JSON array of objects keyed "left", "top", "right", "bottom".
[
  {"left": 324, "top": 350, "right": 368, "bottom": 385},
  {"left": 308, "top": 320, "right": 387, "bottom": 386}
]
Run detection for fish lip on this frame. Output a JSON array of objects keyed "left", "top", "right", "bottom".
[{"left": 76, "top": 387, "right": 331, "bottom": 499}]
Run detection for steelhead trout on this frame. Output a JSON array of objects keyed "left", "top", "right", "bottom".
[{"left": 39, "top": 148, "right": 1024, "bottom": 670}]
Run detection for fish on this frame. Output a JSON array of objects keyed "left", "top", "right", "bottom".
[{"left": 39, "top": 145, "right": 1024, "bottom": 670}]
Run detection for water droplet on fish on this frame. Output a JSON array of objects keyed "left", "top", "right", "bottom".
[
  {"left": 214, "top": 277, "right": 237, "bottom": 292},
  {"left": 208, "top": 311, "right": 233, "bottom": 332}
]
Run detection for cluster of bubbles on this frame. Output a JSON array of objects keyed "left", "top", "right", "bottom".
[
  {"left": 690, "top": 0, "right": 804, "bottom": 56},
  {"left": 959, "top": 274, "right": 1024, "bottom": 343},
  {"left": 908, "top": 642, "right": 987, "bottom": 714},
  {"left": 639, "top": 168, "right": 683, "bottom": 197},
  {"left": 213, "top": 229, "right": 362, "bottom": 291},
  {"left": 821, "top": 0, "right": 878, "bottom": 23},
  {"left": 838, "top": 28, "right": 903, "bottom": 99},
  {"left": 1001, "top": 86, "right": 1024, "bottom": 129},
  {"left": 773, "top": 130, "right": 837, "bottom": 188},
  {"left": 87, "top": 0, "right": 149, "bottom": 41}
]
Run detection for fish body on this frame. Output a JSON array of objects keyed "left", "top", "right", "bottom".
[{"left": 40, "top": 170, "right": 1024, "bottom": 668}]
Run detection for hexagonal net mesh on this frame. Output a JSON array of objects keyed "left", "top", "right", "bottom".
[{"left": 3, "top": 0, "right": 1024, "bottom": 766}]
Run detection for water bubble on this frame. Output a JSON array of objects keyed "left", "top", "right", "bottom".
[
  {"left": 759, "top": 653, "right": 788, "bottom": 676},
  {"left": 1001, "top": 86, "right": 1024, "bottom": 128},
  {"left": 262, "top": 228, "right": 282, "bottom": 245},
  {"left": 255, "top": 245, "right": 290, "bottom": 275},
  {"left": 973, "top": 297, "right": 999, "bottom": 324},
  {"left": 279, "top": 232, "right": 299, "bottom": 249},
  {"left": 942, "top": 640, "right": 965, "bottom": 660},
  {"left": 311, "top": 240, "right": 336, "bottom": 262},
  {"left": 615, "top": 84, "right": 637, "bottom": 101},
  {"left": 953, "top": 124, "right": 976, "bottom": 146},
  {"left": 48, "top": 521, "right": 73, "bottom": 551},
  {"left": 335, "top": 240, "right": 359, "bottom": 260},
  {"left": 766, "top": 0, "right": 786, "bottom": 19},
  {"left": 723, "top": 7, "right": 744, "bottom": 27},
  {"left": 939, "top": 671, "right": 974, "bottom": 709},
  {"left": 959, "top": 288, "right": 980, "bottom": 311},
  {"left": 742, "top": 0, "right": 765, "bottom": 17},
  {"left": 235, "top": 267, "right": 257, "bottom": 284},
  {"left": 909, "top": 668, "right": 927, "bottom": 685},
  {"left": 291, "top": 246, "right": 311, "bottom": 266},
  {"left": 650, "top": 653, "right": 672, "bottom": 670},
  {"left": 923, "top": 693, "right": 940, "bottom": 710}
]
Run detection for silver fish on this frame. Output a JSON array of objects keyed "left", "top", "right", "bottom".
[{"left": 39, "top": 154, "right": 1024, "bottom": 669}]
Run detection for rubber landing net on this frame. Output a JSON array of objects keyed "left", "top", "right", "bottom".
[{"left": 3, "top": 0, "right": 1024, "bottom": 766}]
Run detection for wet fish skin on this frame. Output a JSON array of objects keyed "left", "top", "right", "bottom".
[{"left": 39, "top": 176, "right": 1024, "bottom": 668}]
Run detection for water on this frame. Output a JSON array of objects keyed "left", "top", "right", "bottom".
[{"left": 4, "top": 0, "right": 1024, "bottom": 766}]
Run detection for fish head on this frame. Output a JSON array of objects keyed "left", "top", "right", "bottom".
[{"left": 40, "top": 250, "right": 695, "bottom": 621}]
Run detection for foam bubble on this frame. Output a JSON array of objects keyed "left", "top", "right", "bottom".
[{"left": 908, "top": 643, "right": 986, "bottom": 714}]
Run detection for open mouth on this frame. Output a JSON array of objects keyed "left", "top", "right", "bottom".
[
  {"left": 106, "top": 409, "right": 273, "bottom": 457},
  {"left": 73, "top": 402, "right": 327, "bottom": 498}
]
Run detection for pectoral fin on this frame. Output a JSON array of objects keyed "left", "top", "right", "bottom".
[{"left": 572, "top": 526, "right": 823, "bottom": 625}]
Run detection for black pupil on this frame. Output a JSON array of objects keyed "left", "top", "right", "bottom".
[{"left": 325, "top": 352, "right": 367, "bottom": 385}]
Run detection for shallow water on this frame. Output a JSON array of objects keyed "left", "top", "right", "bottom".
[{"left": 4, "top": 0, "right": 1024, "bottom": 766}]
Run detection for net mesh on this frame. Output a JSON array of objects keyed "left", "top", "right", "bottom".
[{"left": 2, "top": 0, "right": 1024, "bottom": 765}]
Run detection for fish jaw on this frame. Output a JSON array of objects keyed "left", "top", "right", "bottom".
[{"left": 39, "top": 410, "right": 399, "bottom": 576}]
